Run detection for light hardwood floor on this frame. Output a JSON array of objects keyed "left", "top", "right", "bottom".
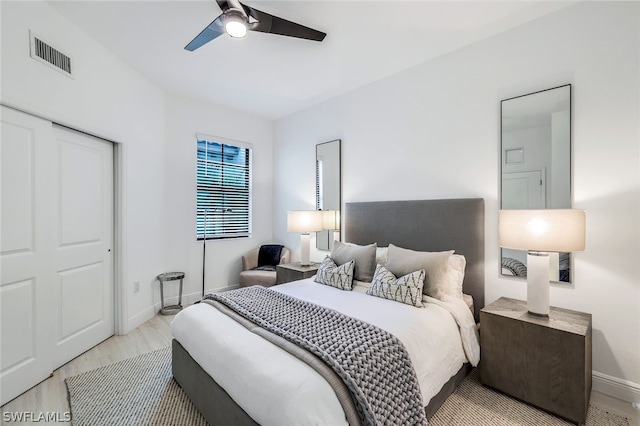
[
  {"left": 1, "top": 314, "right": 173, "bottom": 425},
  {"left": 2, "top": 313, "right": 638, "bottom": 425}
]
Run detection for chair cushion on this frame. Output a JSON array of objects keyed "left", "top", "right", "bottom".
[{"left": 252, "top": 265, "right": 277, "bottom": 271}]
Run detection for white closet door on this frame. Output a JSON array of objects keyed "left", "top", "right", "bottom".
[
  {"left": 51, "top": 125, "right": 114, "bottom": 368},
  {"left": 0, "top": 107, "right": 114, "bottom": 405},
  {"left": 1, "top": 107, "right": 57, "bottom": 405}
]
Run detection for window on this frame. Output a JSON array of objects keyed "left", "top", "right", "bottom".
[{"left": 197, "top": 136, "right": 252, "bottom": 239}]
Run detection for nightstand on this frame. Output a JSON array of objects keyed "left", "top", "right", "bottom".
[
  {"left": 480, "top": 297, "right": 592, "bottom": 424},
  {"left": 276, "top": 262, "right": 319, "bottom": 284}
]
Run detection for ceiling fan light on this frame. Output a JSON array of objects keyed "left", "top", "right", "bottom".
[{"left": 225, "top": 13, "right": 247, "bottom": 38}]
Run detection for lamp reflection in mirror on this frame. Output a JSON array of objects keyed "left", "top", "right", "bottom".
[
  {"left": 499, "top": 209, "right": 585, "bottom": 316},
  {"left": 322, "top": 210, "right": 340, "bottom": 249},
  {"left": 288, "top": 210, "right": 323, "bottom": 266}
]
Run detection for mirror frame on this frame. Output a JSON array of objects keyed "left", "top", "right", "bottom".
[
  {"left": 315, "top": 139, "right": 341, "bottom": 251},
  {"left": 500, "top": 84, "right": 572, "bottom": 283}
]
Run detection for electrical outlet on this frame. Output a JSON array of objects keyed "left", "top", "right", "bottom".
[{"left": 134, "top": 281, "right": 140, "bottom": 293}]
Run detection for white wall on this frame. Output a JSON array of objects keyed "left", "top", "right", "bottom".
[
  {"left": 1, "top": 1, "right": 167, "bottom": 332},
  {"left": 1, "top": 1, "right": 277, "bottom": 331},
  {"left": 162, "top": 95, "right": 274, "bottom": 303},
  {"left": 274, "top": 1, "right": 640, "bottom": 402}
]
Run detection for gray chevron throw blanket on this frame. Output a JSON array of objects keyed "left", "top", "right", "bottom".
[{"left": 204, "top": 286, "right": 428, "bottom": 426}]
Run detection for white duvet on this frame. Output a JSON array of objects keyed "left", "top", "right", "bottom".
[{"left": 171, "top": 278, "right": 479, "bottom": 426}]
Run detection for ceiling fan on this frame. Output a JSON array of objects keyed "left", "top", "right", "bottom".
[{"left": 185, "top": 0, "right": 326, "bottom": 51}]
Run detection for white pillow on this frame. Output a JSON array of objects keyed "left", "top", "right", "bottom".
[
  {"left": 375, "top": 247, "right": 388, "bottom": 267},
  {"left": 367, "top": 264, "right": 425, "bottom": 307},
  {"left": 442, "top": 254, "right": 466, "bottom": 300}
]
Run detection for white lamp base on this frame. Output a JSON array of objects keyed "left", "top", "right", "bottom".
[
  {"left": 300, "top": 233, "right": 311, "bottom": 266},
  {"left": 527, "top": 251, "right": 550, "bottom": 316}
]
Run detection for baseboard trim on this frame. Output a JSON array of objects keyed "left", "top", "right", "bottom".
[
  {"left": 126, "top": 305, "right": 156, "bottom": 334},
  {"left": 593, "top": 371, "right": 640, "bottom": 404},
  {"left": 127, "top": 286, "right": 242, "bottom": 334},
  {"left": 151, "top": 286, "right": 240, "bottom": 314}
]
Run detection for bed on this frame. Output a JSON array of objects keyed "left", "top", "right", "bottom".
[{"left": 171, "top": 198, "right": 485, "bottom": 425}]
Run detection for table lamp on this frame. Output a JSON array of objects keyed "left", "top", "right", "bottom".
[
  {"left": 287, "top": 210, "right": 323, "bottom": 266},
  {"left": 499, "top": 209, "right": 586, "bottom": 316}
]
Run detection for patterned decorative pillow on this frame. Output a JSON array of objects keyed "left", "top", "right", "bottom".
[
  {"left": 367, "top": 264, "right": 426, "bottom": 307},
  {"left": 314, "top": 256, "right": 355, "bottom": 291}
]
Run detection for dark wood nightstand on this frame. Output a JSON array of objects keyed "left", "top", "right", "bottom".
[
  {"left": 480, "top": 297, "right": 592, "bottom": 424},
  {"left": 276, "top": 262, "right": 319, "bottom": 284}
]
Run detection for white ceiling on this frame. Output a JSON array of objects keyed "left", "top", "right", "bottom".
[{"left": 49, "top": 0, "right": 575, "bottom": 120}]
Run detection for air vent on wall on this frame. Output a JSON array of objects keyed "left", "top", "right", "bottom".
[{"left": 29, "top": 31, "right": 74, "bottom": 78}]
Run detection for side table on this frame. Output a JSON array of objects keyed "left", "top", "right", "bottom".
[
  {"left": 480, "top": 297, "right": 592, "bottom": 424},
  {"left": 157, "top": 271, "right": 185, "bottom": 315},
  {"left": 276, "top": 263, "right": 319, "bottom": 284}
]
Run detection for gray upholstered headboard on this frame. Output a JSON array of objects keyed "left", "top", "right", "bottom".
[{"left": 344, "top": 198, "right": 485, "bottom": 321}]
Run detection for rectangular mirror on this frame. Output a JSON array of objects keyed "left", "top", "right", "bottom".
[
  {"left": 316, "top": 139, "right": 341, "bottom": 250},
  {"left": 501, "top": 85, "right": 572, "bottom": 282}
]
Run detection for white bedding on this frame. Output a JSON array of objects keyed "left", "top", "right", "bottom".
[{"left": 171, "top": 278, "right": 479, "bottom": 426}]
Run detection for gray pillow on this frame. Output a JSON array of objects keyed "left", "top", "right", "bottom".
[
  {"left": 330, "top": 241, "right": 377, "bottom": 282},
  {"left": 386, "top": 244, "right": 454, "bottom": 300}
]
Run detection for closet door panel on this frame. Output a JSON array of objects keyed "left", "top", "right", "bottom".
[
  {"left": 0, "top": 108, "right": 115, "bottom": 406},
  {"left": 0, "top": 106, "right": 56, "bottom": 405},
  {"left": 52, "top": 125, "right": 114, "bottom": 367}
]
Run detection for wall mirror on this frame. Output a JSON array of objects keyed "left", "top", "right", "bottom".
[
  {"left": 316, "top": 139, "right": 341, "bottom": 250},
  {"left": 501, "top": 84, "right": 572, "bottom": 282}
]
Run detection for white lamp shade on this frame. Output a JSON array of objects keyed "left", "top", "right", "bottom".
[
  {"left": 499, "top": 209, "right": 586, "bottom": 252},
  {"left": 287, "top": 210, "right": 323, "bottom": 233},
  {"left": 322, "top": 210, "right": 340, "bottom": 230}
]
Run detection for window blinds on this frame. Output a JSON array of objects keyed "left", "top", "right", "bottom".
[
  {"left": 316, "top": 159, "right": 323, "bottom": 210},
  {"left": 197, "top": 138, "right": 252, "bottom": 239}
]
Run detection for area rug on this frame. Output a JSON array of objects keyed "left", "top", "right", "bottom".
[
  {"left": 66, "top": 346, "right": 631, "bottom": 426},
  {"left": 66, "top": 347, "right": 206, "bottom": 425},
  {"left": 430, "top": 369, "right": 630, "bottom": 426}
]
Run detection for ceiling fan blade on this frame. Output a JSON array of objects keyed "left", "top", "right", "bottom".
[
  {"left": 215, "top": 0, "right": 230, "bottom": 12},
  {"left": 184, "top": 15, "right": 225, "bottom": 51},
  {"left": 243, "top": 4, "right": 326, "bottom": 42}
]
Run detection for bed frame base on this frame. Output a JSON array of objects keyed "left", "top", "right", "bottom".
[
  {"left": 172, "top": 339, "right": 258, "bottom": 425},
  {"left": 172, "top": 338, "right": 471, "bottom": 425},
  {"left": 425, "top": 362, "right": 472, "bottom": 419}
]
